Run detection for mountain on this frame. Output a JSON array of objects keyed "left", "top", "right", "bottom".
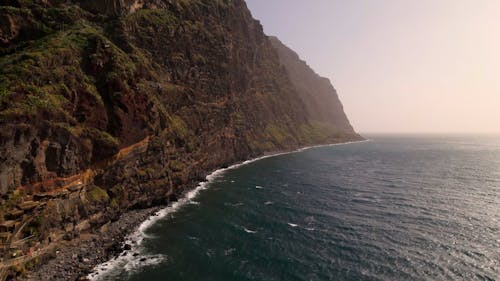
[
  {"left": 0, "top": 0, "right": 361, "bottom": 278},
  {"left": 269, "top": 36, "right": 356, "bottom": 133}
]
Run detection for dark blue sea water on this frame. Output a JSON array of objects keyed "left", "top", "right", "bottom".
[{"left": 91, "top": 135, "right": 500, "bottom": 281}]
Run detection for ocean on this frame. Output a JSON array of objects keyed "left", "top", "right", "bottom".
[{"left": 89, "top": 135, "right": 500, "bottom": 281}]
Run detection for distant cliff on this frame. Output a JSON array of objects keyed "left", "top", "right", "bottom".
[
  {"left": 270, "top": 37, "right": 356, "bottom": 134},
  {"left": 0, "top": 0, "right": 361, "bottom": 278}
]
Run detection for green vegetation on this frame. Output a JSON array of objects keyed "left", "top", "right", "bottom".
[
  {"left": 110, "top": 184, "right": 123, "bottom": 196},
  {"left": 84, "top": 128, "right": 119, "bottom": 147},
  {"left": 265, "top": 124, "right": 291, "bottom": 144},
  {"left": 0, "top": 0, "right": 356, "bottom": 233},
  {"left": 110, "top": 198, "right": 119, "bottom": 208},
  {"left": 22, "top": 216, "right": 43, "bottom": 238},
  {"left": 126, "top": 9, "right": 175, "bottom": 27},
  {"left": 86, "top": 186, "right": 110, "bottom": 203},
  {"left": 192, "top": 53, "right": 207, "bottom": 65},
  {"left": 0, "top": 190, "right": 24, "bottom": 215},
  {"left": 299, "top": 122, "right": 340, "bottom": 143},
  {"left": 169, "top": 160, "right": 185, "bottom": 172},
  {"left": 0, "top": 23, "right": 97, "bottom": 118},
  {"left": 169, "top": 115, "right": 189, "bottom": 138},
  {"left": 0, "top": 87, "right": 10, "bottom": 107}
]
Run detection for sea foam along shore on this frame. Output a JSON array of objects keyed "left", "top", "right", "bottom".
[{"left": 88, "top": 139, "right": 367, "bottom": 280}]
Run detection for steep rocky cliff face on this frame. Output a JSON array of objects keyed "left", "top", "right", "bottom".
[
  {"left": 270, "top": 37, "right": 356, "bottom": 134},
  {"left": 0, "top": 0, "right": 361, "bottom": 277}
]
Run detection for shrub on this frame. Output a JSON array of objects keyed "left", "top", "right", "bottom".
[{"left": 86, "top": 186, "right": 109, "bottom": 202}]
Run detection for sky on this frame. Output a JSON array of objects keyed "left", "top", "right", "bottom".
[{"left": 245, "top": 0, "right": 500, "bottom": 134}]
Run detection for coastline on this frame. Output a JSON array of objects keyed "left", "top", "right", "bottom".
[
  {"left": 18, "top": 207, "right": 164, "bottom": 281},
  {"left": 19, "top": 139, "right": 366, "bottom": 281}
]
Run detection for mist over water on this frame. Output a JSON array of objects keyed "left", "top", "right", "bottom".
[{"left": 97, "top": 135, "right": 500, "bottom": 281}]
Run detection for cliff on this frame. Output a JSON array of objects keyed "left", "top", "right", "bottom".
[
  {"left": 270, "top": 37, "right": 356, "bottom": 133},
  {"left": 0, "top": 0, "right": 361, "bottom": 278}
]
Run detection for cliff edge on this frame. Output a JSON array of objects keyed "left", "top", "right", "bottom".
[
  {"left": 270, "top": 36, "right": 358, "bottom": 134},
  {"left": 0, "top": 0, "right": 362, "bottom": 279}
]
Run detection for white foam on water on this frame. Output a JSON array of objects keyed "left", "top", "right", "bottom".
[
  {"left": 88, "top": 140, "right": 367, "bottom": 280},
  {"left": 224, "top": 248, "right": 236, "bottom": 256},
  {"left": 206, "top": 249, "right": 215, "bottom": 258},
  {"left": 88, "top": 179, "right": 218, "bottom": 280},
  {"left": 243, "top": 227, "right": 257, "bottom": 234},
  {"left": 123, "top": 254, "right": 166, "bottom": 272}
]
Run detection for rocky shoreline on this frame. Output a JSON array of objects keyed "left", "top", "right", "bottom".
[
  {"left": 1, "top": 1, "right": 362, "bottom": 280},
  {"left": 14, "top": 139, "right": 364, "bottom": 281},
  {"left": 17, "top": 206, "right": 164, "bottom": 281}
]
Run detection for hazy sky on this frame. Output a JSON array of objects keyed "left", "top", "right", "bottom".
[{"left": 246, "top": 0, "right": 500, "bottom": 134}]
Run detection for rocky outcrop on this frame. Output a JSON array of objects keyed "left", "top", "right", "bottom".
[{"left": 0, "top": 0, "right": 362, "bottom": 278}]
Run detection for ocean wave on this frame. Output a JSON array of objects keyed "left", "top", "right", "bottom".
[
  {"left": 88, "top": 140, "right": 366, "bottom": 280},
  {"left": 243, "top": 227, "right": 258, "bottom": 234},
  {"left": 88, "top": 252, "right": 166, "bottom": 280},
  {"left": 88, "top": 181, "right": 212, "bottom": 280}
]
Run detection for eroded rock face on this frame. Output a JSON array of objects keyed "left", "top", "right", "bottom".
[
  {"left": 0, "top": 123, "right": 107, "bottom": 195},
  {"left": 0, "top": 0, "right": 362, "bottom": 272}
]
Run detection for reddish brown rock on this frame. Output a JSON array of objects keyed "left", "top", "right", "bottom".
[{"left": 0, "top": 1, "right": 362, "bottom": 278}]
